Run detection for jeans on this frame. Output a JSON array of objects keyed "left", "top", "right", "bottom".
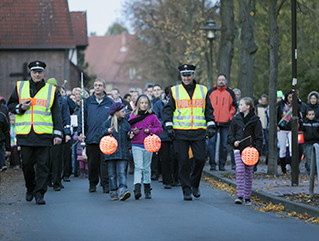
[
  {"left": 132, "top": 146, "right": 153, "bottom": 184},
  {"left": 107, "top": 160, "right": 128, "bottom": 192},
  {"left": 208, "top": 126, "right": 229, "bottom": 167}
]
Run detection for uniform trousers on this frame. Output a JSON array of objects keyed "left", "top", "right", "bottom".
[
  {"left": 86, "top": 144, "right": 108, "bottom": 188},
  {"left": 173, "top": 139, "right": 206, "bottom": 193},
  {"left": 159, "top": 141, "right": 173, "bottom": 185},
  {"left": 21, "top": 146, "right": 50, "bottom": 196},
  {"left": 49, "top": 143, "right": 63, "bottom": 186},
  {"left": 62, "top": 140, "right": 72, "bottom": 178}
]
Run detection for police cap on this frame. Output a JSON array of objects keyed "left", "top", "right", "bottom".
[
  {"left": 178, "top": 64, "right": 196, "bottom": 75},
  {"left": 28, "top": 60, "right": 46, "bottom": 72}
]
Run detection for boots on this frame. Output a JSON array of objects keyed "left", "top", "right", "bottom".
[
  {"left": 144, "top": 184, "right": 152, "bottom": 199},
  {"left": 279, "top": 158, "right": 286, "bottom": 174},
  {"left": 134, "top": 184, "right": 141, "bottom": 200}
]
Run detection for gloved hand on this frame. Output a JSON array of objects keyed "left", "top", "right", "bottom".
[
  {"left": 206, "top": 126, "right": 216, "bottom": 138},
  {"left": 166, "top": 126, "right": 175, "bottom": 139}
]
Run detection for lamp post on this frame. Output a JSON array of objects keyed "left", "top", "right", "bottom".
[{"left": 201, "top": 20, "right": 220, "bottom": 89}]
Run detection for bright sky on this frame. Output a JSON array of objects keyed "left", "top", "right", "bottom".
[{"left": 68, "top": 0, "right": 128, "bottom": 36}]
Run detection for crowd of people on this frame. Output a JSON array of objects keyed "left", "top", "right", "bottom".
[{"left": 1, "top": 60, "right": 319, "bottom": 206}]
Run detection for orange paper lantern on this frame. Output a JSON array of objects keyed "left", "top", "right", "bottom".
[
  {"left": 298, "top": 131, "right": 304, "bottom": 144},
  {"left": 241, "top": 147, "right": 259, "bottom": 166},
  {"left": 99, "top": 136, "right": 118, "bottom": 155},
  {"left": 144, "top": 134, "right": 161, "bottom": 153}
]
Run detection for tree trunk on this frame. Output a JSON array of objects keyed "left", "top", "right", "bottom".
[
  {"left": 237, "top": 0, "right": 258, "bottom": 98},
  {"left": 218, "top": 0, "right": 235, "bottom": 85},
  {"left": 267, "top": 0, "right": 279, "bottom": 175}
]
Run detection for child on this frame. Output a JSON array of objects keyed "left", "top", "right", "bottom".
[
  {"left": 128, "top": 95, "right": 162, "bottom": 200},
  {"left": 73, "top": 132, "right": 88, "bottom": 178},
  {"left": 228, "top": 97, "right": 263, "bottom": 205},
  {"left": 101, "top": 102, "right": 132, "bottom": 201},
  {"left": 301, "top": 109, "right": 319, "bottom": 173}
]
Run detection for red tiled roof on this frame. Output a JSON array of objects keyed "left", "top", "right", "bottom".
[
  {"left": 85, "top": 33, "right": 137, "bottom": 85},
  {"left": 0, "top": 0, "right": 75, "bottom": 49},
  {"left": 70, "top": 11, "right": 88, "bottom": 48}
]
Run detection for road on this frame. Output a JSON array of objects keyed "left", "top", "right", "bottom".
[{"left": 1, "top": 172, "right": 319, "bottom": 241}]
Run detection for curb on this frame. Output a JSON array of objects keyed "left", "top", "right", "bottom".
[{"left": 203, "top": 170, "right": 319, "bottom": 218}]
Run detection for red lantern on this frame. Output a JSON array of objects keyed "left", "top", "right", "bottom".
[
  {"left": 144, "top": 134, "right": 161, "bottom": 153},
  {"left": 298, "top": 131, "right": 304, "bottom": 144},
  {"left": 241, "top": 147, "right": 259, "bottom": 166},
  {"left": 99, "top": 136, "right": 118, "bottom": 155}
]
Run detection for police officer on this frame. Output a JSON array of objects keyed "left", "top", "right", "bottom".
[
  {"left": 8, "top": 60, "right": 63, "bottom": 205},
  {"left": 163, "top": 64, "right": 216, "bottom": 201}
]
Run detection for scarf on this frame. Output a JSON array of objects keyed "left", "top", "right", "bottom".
[{"left": 128, "top": 110, "right": 152, "bottom": 125}]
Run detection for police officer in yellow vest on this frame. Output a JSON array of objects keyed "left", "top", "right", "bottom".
[
  {"left": 163, "top": 64, "right": 216, "bottom": 201},
  {"left": 8, "top": 60, "right": 63, "bottom": 205}
]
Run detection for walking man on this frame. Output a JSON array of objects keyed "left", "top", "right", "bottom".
[
  {"left": 8, "top": 60, "right": 63, "bottom": 205},
  {"left": 163, "top": 64, "right": 215, "bottom": 201},
  {"left": 207, "top": 74, "right": 237, "bottom": 171},
  {"left": 78, "top": 78, "right": 114, "bottom": 193}
]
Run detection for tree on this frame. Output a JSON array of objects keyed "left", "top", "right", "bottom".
[
  {"left": 267, "top": 0, "right": 284, "bottom": 175},
  {"left": 218, "top": 0, "right": 235, "bottom": 84},
  {"left": 237, "top": 0, "right": 258, "bottom": 98},
  {"left": 123, "top": 0, "right": 218, "bottom": 87},
  {"left": 106, "top": 22, "right": 128, "bottom": 35}
]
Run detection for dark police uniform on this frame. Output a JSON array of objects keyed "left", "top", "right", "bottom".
[
  {"left": 163, "top": 64, "right": 216, "bottom": 200},
  {"left": 8, "top": 61, "right": 63, "bottom": 205}
]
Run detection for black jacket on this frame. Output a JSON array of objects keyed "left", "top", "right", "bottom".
[
  {"left": 163, "top": 80, "right": 215, "bottom": 141},
  {"left": 301, "top": 118, "right": 319, "bottom": 144},
  {"left": 0, "top": 111, "right": 10, "bottom": 151},
  {"left": 228, "top": 111, "right": 263, "bottom": 154},
  {"left": 7, "top": 79, "right": 63, "bottom": 146}
]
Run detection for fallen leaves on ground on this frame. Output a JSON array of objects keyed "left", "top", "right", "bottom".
[{"left": 203, "top": 174, "right": 319, "bottom": 225}]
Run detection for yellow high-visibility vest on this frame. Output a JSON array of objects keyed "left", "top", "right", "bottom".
[
  {"left": 16, "top": 81, "right": 56, "bottom": 135},
  {"left": 171, "top": 84, "right": 207, "bottom": 130}
]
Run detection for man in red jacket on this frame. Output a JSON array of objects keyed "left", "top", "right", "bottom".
[{"left": 207, "top": 74, "right": 237, "bottom": 171}]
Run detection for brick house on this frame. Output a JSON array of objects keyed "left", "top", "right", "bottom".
[{"left": 0, "top": 0, "right": 89, "bottom": 100}]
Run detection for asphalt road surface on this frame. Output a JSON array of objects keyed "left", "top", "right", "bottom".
[{"left": 1, "top": 174, "right": 319, "bottom": 241}]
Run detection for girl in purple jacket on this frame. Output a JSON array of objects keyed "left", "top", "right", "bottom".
[{"left": 128, "top": 95, "right": 162, "bottom": 200}]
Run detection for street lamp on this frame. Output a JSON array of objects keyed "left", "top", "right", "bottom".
[{"left": 201, "top": 19, "right": 220, "bottom": 89}]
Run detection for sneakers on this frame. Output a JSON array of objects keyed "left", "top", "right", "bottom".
[
  {"left": 110, "top": 191, "right": 118, "bottom": 201},
  {"left": 192, "top": 187, "right": 201, "bottom": 198},
  {"left": 235, "top": 197, "right": 243, "bottom": 204},
  {"left": 119, "top": 191, "right": 131, "bottom": 201},
  {"left": 1, "top": 166, "right": 7, "bottom": 172},
  {"left": 235, "top": 197, "right": 252, "bottom": 206},
  {"left": 245, "top": 199, "right": 252, "bottom": 206}
]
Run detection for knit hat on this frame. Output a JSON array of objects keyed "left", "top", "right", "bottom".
[
  {"left": 109, "top": 102, "right": 125, "bottom": 115},
  {"left": 47, "top": 78, "right": 58, "bottom": 86},
  {"left": 135, "top": 94, "right": 151, "bottom": 106}
]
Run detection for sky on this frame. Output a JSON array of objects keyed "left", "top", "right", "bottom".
[{"left": 68, "top": 0, "right": 128, "bottom": 36}]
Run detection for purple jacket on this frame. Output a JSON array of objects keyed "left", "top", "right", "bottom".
[{"left": 128, "top": 113, "right": 162, "bottom": 145}]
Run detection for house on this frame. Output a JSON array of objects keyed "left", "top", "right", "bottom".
[
  {"left": 84, "top": 33, "right": 142, "bottom": 95},
  {"left": 0, "top": 0, "right": 89, "bottom": 99}
]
